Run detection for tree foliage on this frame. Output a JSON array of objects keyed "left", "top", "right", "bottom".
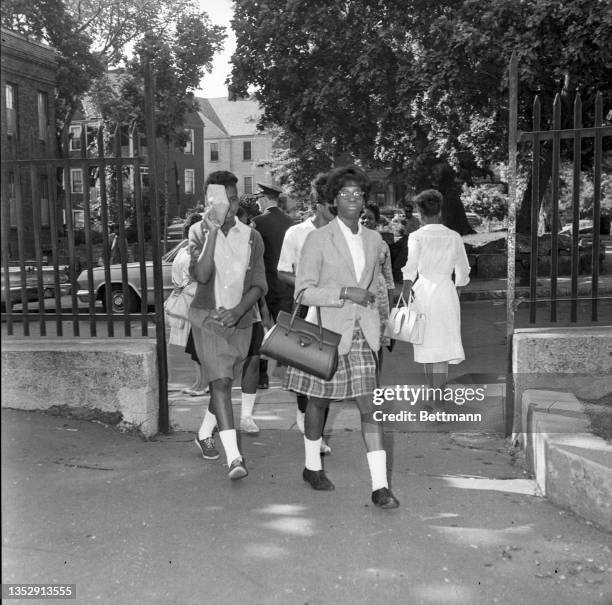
[
  {"left": 461, "top": 184, "right": 508, "bottom": 222},
  {"left": 2, "top": 0, "right": 105, "bottom": 140},
  {"left": 230, "top": 0, "right": 612, "bottom": 234},
  {"left": 3, "top": 0, "right": 225, "bottom": 151}
]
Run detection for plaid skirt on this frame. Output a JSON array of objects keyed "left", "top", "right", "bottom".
[{"left": 283, "top": 327, "right": 377, "bottom": 399}]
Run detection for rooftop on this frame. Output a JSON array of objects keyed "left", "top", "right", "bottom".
[{"left": 196, "top": 97, "right": 263, "bottom": 138}]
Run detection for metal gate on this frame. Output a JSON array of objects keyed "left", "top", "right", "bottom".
[
  {"left": 505, "top": 52, "right": 612, "bottom": 433},
  {"left": 1, "top": 63, "right": 169, "bottom": 432},
  {"left": 506, "top": 52, "right": 612, "bottom": 331}
]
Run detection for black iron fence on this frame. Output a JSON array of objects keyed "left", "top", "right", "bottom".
[
  {"left": 521, "top": 92, "right": 611, "bottom": 323},
  {"left": 507, "top": 54, "right": 612, "bottom": 327},
  {"left": 1, "top": 63, "right": 169, "bottom": 431}
]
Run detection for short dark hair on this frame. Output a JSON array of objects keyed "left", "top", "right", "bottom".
[
  {"left": 402, "top": 200, "right": 414, "bottom": 214},
  {"left": 236, "top": 205, "right": 248, "bottom": 224},
  {"left": 414, "top": 189, "right": 443, "bottom": 217},
  {"left": 183, "top": 213, "right": 202, "bottom": 239},
  {"left": 239, "top": 196, "right": 261, "bottom": 221},
  {"left": 325, "top": 165, "right": 371, "bottom": 204},
  {"left": 365, "top": 203, "right": 381, "bottom": 223},
  {"left": 310, "top": 172, "right": 329, "bottom": 207},
  {"left": 205, "top": 170, "right": 238, "bottom": 189}
]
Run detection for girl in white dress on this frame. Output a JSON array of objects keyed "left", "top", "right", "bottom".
[{"left": 400, "top": 190, "right": 470, "bottom": 390}]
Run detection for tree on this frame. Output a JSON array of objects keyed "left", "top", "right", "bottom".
[
  {"left": 2, "top": 0, "right": 105, "bottom": 147},
  {"left": 89, "top": 17, "right": 224, "bottom": 238},
  {"left": 230, "top": 0, "right": 612, "bottom": 235}
]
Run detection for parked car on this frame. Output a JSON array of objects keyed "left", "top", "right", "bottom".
[
  {"left": 76, "top": 240, "right": 188, "bottom": 313},
  {"left": 165, "top": 222, "right": 184, "bottom": 245},
  {"left": 1, "top": 271, "right": 38, "bottom": 311},
  {"left": 1, "top": 267, "right": 71, "bottom": 311},
  {"left": 465, "top": 212, "right": 483, "bottom": 229},
  {"left": 559, "top": 219, "right": 594, "bottom": 237}
]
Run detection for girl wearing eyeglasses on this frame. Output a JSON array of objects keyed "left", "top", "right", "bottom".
[{"left": 283, "top": 165, "right": 399, "bottom": 509}]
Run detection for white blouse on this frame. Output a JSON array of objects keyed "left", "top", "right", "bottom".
[
  {"left": 401, "top": 224, "right": 470, "bottom": 286},
  {"left": 337, "top": 219, "right": 366, "bottom": 282}
]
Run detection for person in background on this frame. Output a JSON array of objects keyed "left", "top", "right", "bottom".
[
  {"left": 189, "top": 171, "right": 267, "bottom": 480},
  {"left": 361, "top": 203, "right": 395, "bottom": 366},
  {"left": 168, "top": 213, "right": 207, "bottom": 397},
  {"left": 277, "top": 171, "right": 335, "bottom": 454},
  {"left": 252, "top": 182, "right": 295, "bottom": 389},
  {"left": 390, "top": 201, "right": 420, "bottom": 284},
  {"left": 278, "top": 192, "right": 299, "bottom": 221},
  {"left": 236, "top": 205, "right": 273, "bottom": 433},
  {"left": 284, "top": 165, "right": 399, "bottom": 509},
  {"left": 400, "top": 189, "right": 470, "bottom": 399},
  {"left": 108, "top": 223, "right": 124, "bottom": 264}
]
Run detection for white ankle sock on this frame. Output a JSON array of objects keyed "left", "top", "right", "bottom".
[
  {"left": 240, "top": 392, "right": 256, "bottom": 419},
  {"left": 198, "top": 409, "right": 217, "bottom": 440},
  {"left": 304, "top": 436, "right": 322, "bottom": 471},
  {"left": 218, "top": 429, "right": 241, "bottom": 465},
  {"left": 366, "top": 450, "right": 388, "bottom": 491}
]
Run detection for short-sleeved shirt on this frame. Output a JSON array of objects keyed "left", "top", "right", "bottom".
[
  {"left": 213, "top": 219, "right": 251, "bottom": 308},
  {"left": 277, "top": 217, "right": 316, "bottom": 274}
]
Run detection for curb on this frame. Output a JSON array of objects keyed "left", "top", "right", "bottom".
[
  {"left": 521, "top": 389, "right": 612, "bottom": 532},
  {"left": 393, "top": 283, "right": 612, "bottom": 302}
]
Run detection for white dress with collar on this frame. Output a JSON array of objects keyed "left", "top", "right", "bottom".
[{"left": 401, "top": 224, "right": 470, "bottom": 364}]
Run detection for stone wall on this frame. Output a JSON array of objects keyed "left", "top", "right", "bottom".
[
  {"left": 1, "top": 339, "right": 159, "bottom": 437},
  {"left": 512, "top": 326, "right": 612, "bottom": 432}
]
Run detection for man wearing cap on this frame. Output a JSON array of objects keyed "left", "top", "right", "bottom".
[{"left": 251, "top": 182, "right": 295, "bottom": 387}]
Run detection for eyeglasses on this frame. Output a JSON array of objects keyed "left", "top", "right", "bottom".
[{"left": 337, "top": 190, "right": 365, "bottom": 201}]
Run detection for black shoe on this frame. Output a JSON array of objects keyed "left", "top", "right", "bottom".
[
  {"left": 371, "top": 487, "right": 399, "bottom": 509},
  {"left": 303, "top": 468, "right": 335, "bottom": 491},
  {"left": 258, "top": 375, "right": 269, "bottom": 389}
]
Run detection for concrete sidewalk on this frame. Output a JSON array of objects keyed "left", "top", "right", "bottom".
[{"left": 2, "top": 408, "right": 611, "bottom": 605}]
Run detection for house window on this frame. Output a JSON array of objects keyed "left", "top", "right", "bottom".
[
  {"left": 184, "top": 129, "right": 194, "bottom": 154},
  {"left": 37, "top": 91, "right": 48, "bottom": 141},
  {"left": 244, "top": 176, "right": 253, "bottom": 195},
  {"left": 6, "top": 84, "right": 17, "bottom": 136},
  {"left": 140, "top": 166, "right": 149, "bottom": 189},
  {"left": 72, "top": 210, "right": 85, "bottom": 229},
  {"left": 210, "top": 142, "right": 219, "bottom": 162},
  {"left": 243, "top": 141, "right": 252, "bottom": 161},
  {"left": 71, "top": 169, "right": 83, "bottom": 194},
  {"left": 8, "top": 172, "right": 17, "bottom": 228},
  {"left": 184, "top": 169, "right": 195, "bottom": 194},
  {"left": 40, "top": 175, "right": 50, "bottom": 227},
  {"left": 69, "top": 125, "right": 82, "bottom": 151}
]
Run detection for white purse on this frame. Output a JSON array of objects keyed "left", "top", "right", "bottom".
[{"left": 384, "top": 292, "right": 426, "bottom": 344}]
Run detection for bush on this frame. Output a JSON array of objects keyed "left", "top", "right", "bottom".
[{"left": 461, "top": 183, "right": 508, "bottom": 221}]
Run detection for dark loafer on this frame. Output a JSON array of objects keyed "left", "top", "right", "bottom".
[
  {"left": 303, "top": 468, "right": 335, "bottom": 491},
  {"left": 371, "top": 487, "right": 399, "bottom": 508}
]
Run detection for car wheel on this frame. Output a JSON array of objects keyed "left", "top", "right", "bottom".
[{"left": 104, "top": 285, "right": 140, "bottom": 314}]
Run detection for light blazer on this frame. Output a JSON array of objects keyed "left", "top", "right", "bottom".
[{"left": 295, "top": 217, "right": 382, "bottom": 355}]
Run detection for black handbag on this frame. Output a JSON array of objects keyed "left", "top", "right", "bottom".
[{"left": 260, "top": 292, "right": 341, "bottom": 380}]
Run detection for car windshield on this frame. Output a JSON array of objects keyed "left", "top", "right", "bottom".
[{"left": 162, "top": 239, "right": 188, "bottom": 263}]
